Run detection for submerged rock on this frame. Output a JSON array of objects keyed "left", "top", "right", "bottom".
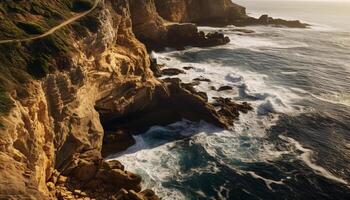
[
  {"left": 183, "top": 66, "right": 194, "bottom": 70},
  {"left": 193, "top": 77, "right": 211, "bottom": 83},
  {"left": 161, "top": 68, "right": 186, "bottom": 76},
  {"left": 218, "top": 85, "right": 234, "bottom": 91}
]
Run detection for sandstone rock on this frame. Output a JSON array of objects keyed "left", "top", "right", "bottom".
[
  {"left": 154, "top": 0, "right": 246, "bottom": 26},
  {"left": 100, "top": 160, "right": 125, "bottom": 171},
  {"left": 102, "top": 131, "right": 136, "bottom": 157},
  {"left": 57, "top": 175, "right": 68, "bottom": 185},
  {"left": 73, "top": 160, "right": 98, "bottom": 182},
  {"left": 50, "top": 169, "right": 60, "bottom": 184},
  {"left": 47, "top": 182, "right": 55, "bottom": 191},
  {"left": 95, "top": 168, "right": 142, "bottom": 192}
]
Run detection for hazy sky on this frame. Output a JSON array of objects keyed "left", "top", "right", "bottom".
[{"left": 238, "top": 0, "right": 350, "bottom": 1}]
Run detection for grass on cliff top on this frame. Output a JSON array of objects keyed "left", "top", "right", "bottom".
[
  {"left": 0, "top": 0, "right": 95, "bottom": 123},
  {"left": 0, "top": 0, "right": 93, "bottom": 40},
  {"left": 72, "top": 0, "right": 94, "bottom": 12},
  {"left": 0, "top": 28, "right": 74, "bottom": 120}
]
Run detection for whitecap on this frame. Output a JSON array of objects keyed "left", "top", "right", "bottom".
[{"left": 279, "top": 135, "right": 348, "bottom": 185}]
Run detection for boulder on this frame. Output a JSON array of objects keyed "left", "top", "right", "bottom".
[
  {"left": 72, "top": 160, "right": 97, "bottom": 182},
  {"left": 102, "top": 131, "right": 136, "bottom": 157}
]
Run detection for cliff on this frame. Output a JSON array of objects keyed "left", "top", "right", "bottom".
[
  {"left": 155, "top": 0, "right": 247, "bottom": 25},
  {"left": 0, "top": 0, "right": 303, "bottom": 199},
  {"left": 0, "top": 0, "right": 158, "bottom": 199},
  {"left": 154, "top": 0, "right": 307, "bottom": 27}
]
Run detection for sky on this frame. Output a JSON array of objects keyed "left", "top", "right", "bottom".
[{"left": 237, "top": 0, "right": 350, "bottom": 1}]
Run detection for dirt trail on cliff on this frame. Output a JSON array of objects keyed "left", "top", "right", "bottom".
[{"left": 0, "top": 0, "right": 100, "bottom": 44}]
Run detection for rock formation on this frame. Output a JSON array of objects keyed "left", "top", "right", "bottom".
[
  {"left": 0, "top": 0, "right": 159, "bottom": 199},
  {"left": 154, "top": 0, "right": 308, "bottom": 28},
  {"left": 154, "top": 0, "right": 247, "bottom": 25},
  {"left": 129, "top": 0, "right": 231, "bottom": 50},
  {"left": 0, "top": 0, "right": 303, "bottom": 199}
]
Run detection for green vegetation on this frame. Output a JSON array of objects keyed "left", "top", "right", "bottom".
[
  {"left": 0, "top": 0, "right": 94, "bottom": 123},
  {"left": 0, "top": 28, "right": 74, "bottom": 119},
  {"left": 72, "top": 22, "right": 90, "bottom": 39},
  {"left": 0, "top": 90, "right": 13, "bottom": 116},
  {"left": 27, "top": 29, "right": 73, "bottom": 78},
  {"left": 0, "top": 0, "right": 76, "bottom": 39},
  {"left": 27, "top": 56, "right": 51, "bottom": 78},
  {"left": 16, "top": 21, "right": 44, "bottom": 35},
  {"left": 0, "top": 42, "right": 29, "bottom": 118},
  {"left": 0, "top": 20, "right": 24, "bottom": 39},
  {"left": 72, "top": 0, "right": 94, "bottom": 12},
  {"left": 78, "top": 15, "right": 100, "bottom": 33}
]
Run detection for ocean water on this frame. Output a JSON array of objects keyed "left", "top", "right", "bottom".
[{"left": 109, "top": 1, "right": 350, "bottom": 199}]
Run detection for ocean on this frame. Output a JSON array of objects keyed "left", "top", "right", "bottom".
[{"left": 110, "top": 1, "right": 350, "bottom": 199}]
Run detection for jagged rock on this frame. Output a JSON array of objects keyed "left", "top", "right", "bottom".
[
  {"left": 196, "top": 31, "right": 230, "bottom": 47},
  {"left": 95, "top": 169, "right": 142, "bottom": 192},
  {"left": 57, "top": 176, "right": 68, "bottom": 186},
  {"left": 47, "top": 182, "right": 55, "bottom": 191},
  {"left": 212, "top": 97, "right": 253, "bottom": 124},
  {"left": 161, "top": 68, "right": 186, "bottom": 76},
  {"left": 102, "top": 131, "right": 136, "bottom": 157},
  {"left": 72, "top": 160, "right": 97, "bottom": 182},
  {"left": 100, "top": 160, "right": 124, "bottom": 171},
  {"left": 217, "top": 85, "right": 233, "bottom": 91},
  {"left": 183, "top": 66, "right": 194, "bottom": 70},
  {"left": 193, "top": 77, "right": 211, "bottom": 82}
]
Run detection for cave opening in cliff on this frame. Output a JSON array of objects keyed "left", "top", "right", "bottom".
[{"left": 95, "top": 99, "right": 184, "bottom": 158}]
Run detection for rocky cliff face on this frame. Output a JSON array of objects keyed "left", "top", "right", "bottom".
[
  {"left": 154, "top": 0, "right": 307, "bottom": 27},
  {"left": 0, "top": 0, "right": 159, "bottom": 199},
  {"left": 154, "top": 0, "right": 247, "bottom": 25}
]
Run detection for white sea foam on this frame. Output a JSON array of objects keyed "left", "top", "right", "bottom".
[
  {"left": 311, "top": 92, "right": 350, "bottom": 107},
  {"left": 246, "top": 171, "right": 285, "bottom": 191},
  {"left": 156, "top": 47, "right": 303, "bottom": 115},
  {"left": 112, "top": 23, "right": 350, "bottom": 198},
  {"left": 279, "top": 135, "right": 348, "bottom": 185}
]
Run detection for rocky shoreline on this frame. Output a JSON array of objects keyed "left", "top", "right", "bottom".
[{"left": 0, "top": 0, "right": 307, "bottom": 199}]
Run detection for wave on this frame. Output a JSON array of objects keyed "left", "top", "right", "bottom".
[
  {"left": 279, "top": 135, "right": 348, "bottom": 186},
  {"left": 112, "top": 24, "right": 350, "bottom": 198}
]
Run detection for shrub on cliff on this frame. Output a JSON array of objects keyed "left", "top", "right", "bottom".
[
  {"left": 72, "top": 0, "right": 94, "bottom": 12},
  {"left": 16, "top": 21, "right": 44, "bottom": 35}
]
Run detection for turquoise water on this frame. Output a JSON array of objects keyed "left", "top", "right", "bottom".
[{"left": 111, "top": 1, "right": 350, "bottom": 199}]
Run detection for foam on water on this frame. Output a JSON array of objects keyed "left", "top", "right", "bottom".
[
  {"left": 279, "top": 135, "right": 349, "bottom": 185},
  {"left": 155, "top": 48, "right": 303, "bottom": 115},
  {"left": 111, "top": 118, "right": 288, "bottom": 199},
  {"left": 111, "top": 21, "right": 350, "bottom": 198}
]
